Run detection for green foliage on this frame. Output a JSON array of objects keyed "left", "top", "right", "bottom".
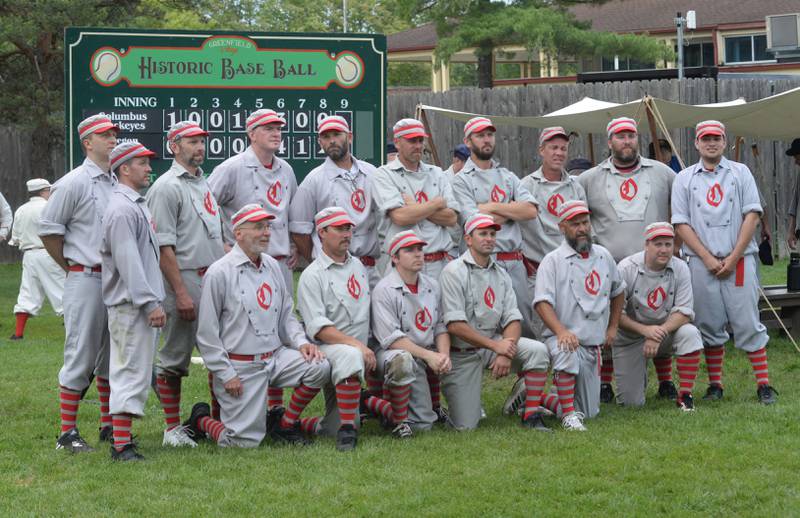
[{"left": 389, "top": 62, "right": 432, "bottom": 87}]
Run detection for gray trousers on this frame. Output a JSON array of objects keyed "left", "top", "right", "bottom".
[
  {"left": 376, "top": 348, "right": 437, "bottom": 431},
  {"left": 525, "top": 269, "right": 545, "bottom": 339},
  {"left": 158, "top": 268, "right": 204, "bottom": 377},
  {"left": 441, "top": 337, "right": 549, "bottom": 430},
  {"left": 108, "top": 303, "right": 158, "bottom": 417},
  {"left": 496, "top": 257, "right": 535, "bottom": 339},
  {"left": 59, "top": 269, "right": 110, "bottom": 390},
  {"left": 315, "top": 343, "right": 365, "bottom": 437},
  {"left": 547, "top": 338, "right": 601, "bottom": 419}
]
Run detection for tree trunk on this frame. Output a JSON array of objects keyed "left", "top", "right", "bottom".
[{"left": 477, "top": 48, "right": 493, "bottom": 88}]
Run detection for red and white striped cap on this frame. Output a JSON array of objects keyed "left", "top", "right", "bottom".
[
  {"left": 78, "top": 114, "right": 120, "bottom": 140},
  {"left": 393, "top": 118, "right": 428, "bottom": 140},
  {"left": 167, "top": 121, "right": 209, "bottom": 142},
  {"left": 246, "top": 109, "right": 286, "bottom": 132},
  {"left": 538, "top": 126, "right": 568, "bottom": 146},
  {"left": 695, "top": 120, "right": 726, "bottom": 139},
  {"left": 464, "top": 117, "right": 496, "bottom": 138},
  {"left": 318, "top": 115, "right": 350, "bottom": 135},
  {"left": 464, "top": 213, "right": 501, "bottom": 234},
  {"left": 232, "top": 203, "right": 275, "bottom": 230},
  {"left": 315, "top": 206, "right": 355, "bottom": 231},
  {"left": 607, "top": 117, "right": 638, "bottom": 138},
  {"left": 109, "top": 142, "right": 156, "bottom": 172},
  {"left": 558, "top": 200, "right": 591, "bottom": 222},
  {"left": 644, "top": 221, "right": 675, "bottom": 241},
  {"left": 387, "top": 230, "right": 427, "bottom": 256}
]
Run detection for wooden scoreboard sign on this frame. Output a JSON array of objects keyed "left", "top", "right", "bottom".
[{"left": 64, "top": 27, "right": 386, "bottom": 180}]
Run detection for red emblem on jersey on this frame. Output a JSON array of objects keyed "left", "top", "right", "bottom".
[
  {"left": 266, "top": 181, "right": 282, "bottom": 206},
  {"left": 350, "top": 188, "right": 366, "bottom": 213},
  {"left": 415, "top": 190, "right": 429, "bottom": 204},
  {"left": 547, "top": 193, "right": 564, "bottom": 216},
  {"left": 707, "top": 183, "right": 723, "bottom": 207},
  {"left": 490, "top": 184, "right": 507, "bottom": 203},
  {"left": 415, "top": 307, "right": 432, "bottom": 332},
  {"left": 620, "top": 178, "right": 638, "bottom": 201},
  {"left": 484, "top": 287, "right": 495, "bottom": 308},
  {"left": 647, "top": 286, "right": 666, "bottom": 311},
  {"left": 256, "top": 282, "right": 273, "bottom": 310},
  {"left": 585, "top": 270, "right": 601, "bottom": 295},
  {"left": 347, "top": 274, "right": 362, "bottom": 300},
  {"left": 203, "top": 191, "right": 217, "bottom": 216},
  {"left": 150, "top": 219, "right": 157, "bottom": 232}
]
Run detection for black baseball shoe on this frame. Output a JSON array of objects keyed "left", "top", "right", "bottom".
[
  {"left": 434, "top": 406, "right": 454, "bottom": 427},
  {"left": 336, "top": 424, "right": 358, "bottom": 452},
  {"left": 110, "top": 443, "right": 144, "bottom": 462},
  {"left": 183, "top": 402, "right": 211, "bottom": 441},
  {"left": 657, "top": 381, "right": 678, "bottom": 401},
  {"left": 99, "top": 425, "right": 113, "bottom": 443},
  {"left": 266, "top": 406, "right": 285, "bottom": 436},
  {"left": 359, "top": 389, "right": 377, "bottom": 421},
  {"left": 9, "top": 334, "right": 23, "bottom": 340},
  {"left": 521, "top": 413, "right": 553, "bottom": 432},
  {"left": 600, "top": 383, "right": 615, "bottom": 403},
  {"left": 702, "top": 385, "right": 724, "bottom": 401},
  {"left": 677, "top": 393, "right": 695, "bottom": 412},
  {"left": 270, "top": 421, "right": 311, "bottom": 446},
  {"left": 757, "top": 384, "right": 778, "bottom": 405},
  {"left": 55, "top": 428, "right": 94, "bottom": 453},
  {"left": 391, "top": 422, "right": 413, "bottom": 439}
]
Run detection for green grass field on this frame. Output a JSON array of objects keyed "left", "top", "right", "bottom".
[{"left": 1, "top": 260, "right": 799, "bottom": 516}]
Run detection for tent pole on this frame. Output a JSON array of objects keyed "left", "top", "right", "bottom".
[
  {"left": 587, "top": 134, "right": 596, "bottom": 165},
  {"left": 644, "top": 98, "right": 664, "bottom": 164},
  {"left": 734, "top": 136, "right": 744, "bottom": 162},
  {"left": 417, "top": 106, "right": 442, "bottom": 167}
]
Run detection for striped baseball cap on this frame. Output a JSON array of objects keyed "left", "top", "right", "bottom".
[
  {"left": 387, "top": 230, "right": 427, "bottom": 256},
  {"left": 78, "top": 114, "right": 120, "bottom": 140},
  {"left": 315, "top": 206, "right": 355, "bottom": 231},
  {"left": 318, "top": 115, "right": 350, "bottom": 135},
  {"left": 464, "top": 117, "right": 496, "bottom": 138},
  {"left": 109, "top": 142, "right": 156, "bottom": 172},
  {"left": 607, "top": 117, "right": 638, "bottom": 137},
  {"left": 695, "top": 120, "right": 726, "bottom": 139},
  {"left": 644, "top": 221, "right": 675, "bottom": 241},
  {"left": 539, "top": 126, "right": 569, "bottom": 146},
  {"left": 167, "top": 121, "right": 209, "bottom": 141},
  {"left": 246, "top": 109, "right": 286, "bottom": 132},
  {"left": 558, "top": 200, "right": 591, "bottom": 222},
  {"left": 232, "top": 203, "right": 275, "bottom": 230},
  {"left": 393, "top": 118, "right": 428, "bottom": 140},
  {"left": 464, "top": 213, "right": 501, "bottom": 234}
]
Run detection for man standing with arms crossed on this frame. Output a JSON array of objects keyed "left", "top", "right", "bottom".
[
  {"left": 672, "top": 120, "right": 777, "bottom": 404},
  {"left": 577, "top": 117, "right": 675, "bottom": 404},
  {"left": 290, "top": 115, "right": 381, "bottom": 286},
  {"left": 145, "top": 121, "right": 225, "bottom": 446},
  {"left": 452, "top": 117, "right": 539, "bottom": 338},
  {"left": 101, "top": 142, "right": 165, "bottom": 461},
  {"left": 40, "top": 114, "right": 119, "bottom": 453}
]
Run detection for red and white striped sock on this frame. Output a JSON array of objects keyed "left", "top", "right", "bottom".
[
  {"left": 676, "top": 350, "right": 701, "bottom": 396},
  {"left": 653, "top": 357, "right": 673, "bottom": 383},
  {"left": 364, "top": 394, "right": 394, "bottom": 421},
  {"left": 555, "top": 371, "right": 576, "bottom": 416},
  {"left": 281, "top": 384, "right": 320, "bottom": 428},
  {"left": 522, "top": 370, "right": 547, "bottom": 420},
  {"left": 208, "top": 372, "right": 220, "bottom": 420},
  {"left": 600, "top": 351, "right": 614, "bottom": 384},
  {"left": 111, "top": 413, "right": 133, "bottom": 451},
  {"left": 197, "top": 416, "right": 225, "bottom": 443},
  {"left": 366, "top": 373, "right": 383, "bottom": 398},
  {"left": 267, "top": 387, "right": 284, "bottom": 409},
  {"left": 299, "top": 416, "right": 320, "bottom": 435},
  {"left": 541, "top": 393, "right": 561, "bottom": 417},
  {"left": 156, "top": 375, "right": 182, "bottom": 430},
  {"left": 59, "top": 386, "right": 81, "bottom": 433},
  {"left": 704, "top": 346, "right": 725, "bottom": 388},
  {"left": 335, "top": 377, "right": 361, "bottom": 426},
  {"left": 95, "top": 376, "right": 112, "bottom": 430},
  {"left": 747, "top": 347, "right": 770, "bottom": 386},
  {"left": 388, "top": 384, "right": 411, "bottom": 424},
  {"left": 426, "top": 368, "right": 441, "bottom": 409}
]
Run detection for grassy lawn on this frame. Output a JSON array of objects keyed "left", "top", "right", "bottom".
[{"left": 1, "top": 260, "right": 799, "bottom": 516}]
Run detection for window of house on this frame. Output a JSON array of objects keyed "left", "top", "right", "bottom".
[
  {"left": 683, "top": 41, "right": 715, "bottom": 67},
  {"left": 601, "top": 56, "right": 655, "bottom": 71},
  {"left": 724, "top": 35, "right": 775, "bottom": 64}
]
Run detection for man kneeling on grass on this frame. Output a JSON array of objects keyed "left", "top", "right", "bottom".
[{"left": 186, "top": 204, "right": 330, "bottom": 448}]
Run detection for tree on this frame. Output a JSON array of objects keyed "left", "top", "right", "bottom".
[{"left": 396, "top": 0, "right": 675, "bottom": 88}]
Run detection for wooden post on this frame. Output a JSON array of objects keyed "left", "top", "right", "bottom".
[
  {"left": 644, "top": 98, "right": 663, "bottom": 163},
  {"left": 587, "top": 134, "right": 596, "bottom": 165},
  {"left": 417, "top": 107, "right": 442, "bottom": 167},
  {"left": 734, "top": 136, "right": 744, "bottom": 162}
]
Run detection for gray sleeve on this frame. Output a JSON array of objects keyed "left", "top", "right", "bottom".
[
  {"left": 431, "top": 281, "right": 447, "bottom": 337},
  {"left": 371, "top": 285, "right": 406, "bottom": 350},
  {"left": 195, "top": 268, "right": 237, "bottom": 383},
  {"left": 609, "top": 257, "right": 626, "bottom": 298},
  {"left": 38, "top": 179, "right": 76, "bottom": 237},
  {"left": 289, "top": 176, "right": 317, "bottom": 235},
  {"left": 440, "top": 169, "right": 460, "bottom": 216},
  {"left": 739, "top": 166, "right": 763, "bottom": 215},
  {"left": 670, "top": 261, "right": 695, "bottom": 319},
  {"left": 207, "top": 164, "right": 235, "bottom": 244},
  {"left": 509, "top": 173, "right": 537, "bottom": 206},
  {"left": 452, "top": 174, "right": 478, "bottom": 224},
  {"left": 371, "top": 167, "right": 404, "bottom": 215},
  {"left": 276, "top": 263, "right": 309, "bottom": 349},
  {"left": 296, "top": 268, "right": 335, "bottom": 341},
  {"left": 440, "top": 265, "right": 468, "bottom": 324},
  {"left": 145, "top": 183, "right": 179, "bottom": 248},
  {"left": 0, "top": 193, "right": 12, "bottom": 237},
  {"left": 533, "top": 255, "right": 557, "bottom": 307},
  {"left": 106, "top": 209, "right": 162, "bottom": 313},
  {"left": 670, "top": 173, "right": 691, "bottom": 225}
]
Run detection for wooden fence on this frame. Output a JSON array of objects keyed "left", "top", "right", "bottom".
[{"left": 388, "top": 77, "right": 800, "bottom": 257}]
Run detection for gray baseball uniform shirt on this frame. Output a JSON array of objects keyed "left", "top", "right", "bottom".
[{"left": 578, "top": 157, "right": 674, "bottom": 262}]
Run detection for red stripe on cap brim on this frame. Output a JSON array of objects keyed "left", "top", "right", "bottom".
[
  {"left": 562, "top": 208, "right": 591, "bottom": 221},
  {"left": 646, "top": 230, "right": 675, "bottom": 240},
  {"left": 466, "top": 122, "right": 496, "bottom": 136}
]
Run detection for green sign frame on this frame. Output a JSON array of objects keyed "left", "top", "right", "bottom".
[{"left": 64, "top": 27, "right": 386, "bottom": 179}]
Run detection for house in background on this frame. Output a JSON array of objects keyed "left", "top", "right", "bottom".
[{"left": 388, "top": 0, "right": 800, "bottom": 91}]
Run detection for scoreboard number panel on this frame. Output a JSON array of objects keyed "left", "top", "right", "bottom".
[{"left": 65, "top": 28, "right": 386, "bottom": 181}]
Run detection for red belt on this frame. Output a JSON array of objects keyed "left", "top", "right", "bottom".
[
  {"left": 424, "top": 251, "right": 450, "bottom": 262},
  {"left": 272, "top": 255, "right": 287, "bottom": 261},
  {"left": 68, "top": 264, "right": 101, "bottom": 273},
  {"left": 197, "top": 267, "right": 208, "bottom": 277},
  {"left": 359, "top": 256, "right": 376, "bottom": 267},
  {"left": 452, "top": 347, "right": 478, "bottom": 353},
  {"left": 522, "top": 256, "right": 540, "bottom": 277},
  {"left": 228, "top": 351, "right": 273, "bottom": 361},
  {"left": 496, "top": 251, "right": 523, "bottom": 261}
]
